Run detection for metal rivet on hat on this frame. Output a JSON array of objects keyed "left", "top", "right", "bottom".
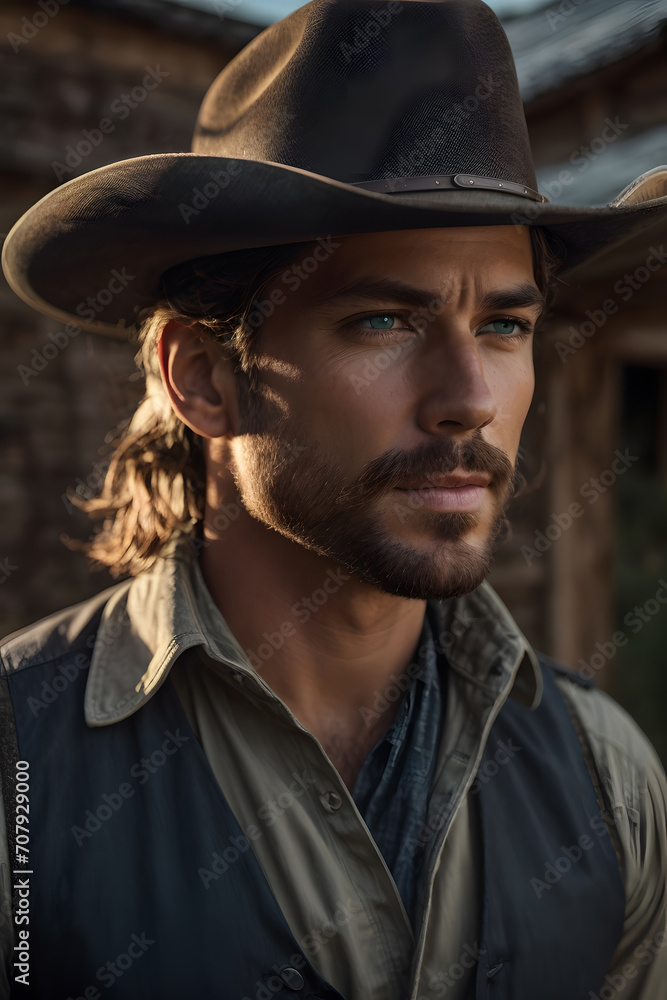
[{"left": 279, "top": 967, "right": 306, "bottom": 990}]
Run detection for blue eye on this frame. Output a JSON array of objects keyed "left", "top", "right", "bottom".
[
  {"left": 492, "top": 319, "right": 519, "bottom": 335},
  {"left": 359, "top": 314, "right": 397, "bottom": 330},
  {"left": 479, "top": 317, "right": 533, "bottom": 339}
]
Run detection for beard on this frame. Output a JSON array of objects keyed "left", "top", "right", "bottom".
[{"left": 222, "top": 370, "right": 522, "bottom": 601}]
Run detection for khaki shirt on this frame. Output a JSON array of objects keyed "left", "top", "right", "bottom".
[{"left": 1, "top": 531, "right": 666, "bottom": 998}]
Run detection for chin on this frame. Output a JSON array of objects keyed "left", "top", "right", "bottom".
[{"left": 341, "top": 535, "right": 495, "bottom": 602}]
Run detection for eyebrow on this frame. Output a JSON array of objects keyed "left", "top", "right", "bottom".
[{"left": 312, "top": 277, "right": 547, "bottom": 319}]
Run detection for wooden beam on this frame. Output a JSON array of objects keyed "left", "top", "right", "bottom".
[
  {"left": 604, "top": 326, "right": 667, "bottom": 364},
  {"left": 544, "top": 327, "right": 619, "bottom": 690}
]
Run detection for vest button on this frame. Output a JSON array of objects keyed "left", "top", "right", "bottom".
[
  {"left": 319, "top": 790, "right": 343, "bottom": 813},
  {"left": 279, "top": 967, "right": 305, "bottom": 990}
]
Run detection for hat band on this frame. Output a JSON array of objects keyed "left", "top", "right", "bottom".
[{"left": 350, "top": 173, "right": 548, "bottom": 203}]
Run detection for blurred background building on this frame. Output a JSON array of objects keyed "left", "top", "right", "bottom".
[{"left": 1, "top": 0, "right": 666, "bottom": 758}]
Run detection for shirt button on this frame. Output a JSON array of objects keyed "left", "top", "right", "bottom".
[
  {"left": 279, "top": 967, "right": 305, "bottom": 990},
  {"left": 319, "top": 790, "right": 343, "bottom": 813},
  {"left": 232, "top": 673, "right": 243, "bottom": 684}
]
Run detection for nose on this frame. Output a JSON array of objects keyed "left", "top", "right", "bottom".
[{"left": 414, "top": 331, "right": 497, "bottom": 435}]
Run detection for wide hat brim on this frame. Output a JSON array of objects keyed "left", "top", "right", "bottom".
[{"left": 3, "top": 152, "right": 667, "bottom": 337}]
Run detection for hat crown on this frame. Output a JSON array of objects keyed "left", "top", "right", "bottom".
[{"left": 193, "top": 0, "right": 538, "bottom": 191}]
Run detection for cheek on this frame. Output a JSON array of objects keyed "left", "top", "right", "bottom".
[
  {"left": 290, "top": 349, "right": 408, "bottom": 445},
  {"left": 510, "top": 361, "right": 535, "bottom": 418},
  {"left": 488, "top": 356, "right": 535, "bottom": 451}
]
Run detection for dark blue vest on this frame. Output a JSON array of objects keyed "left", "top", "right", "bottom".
[
  {"left": 0, "top": 632, "right": 625, "bottom": 999},
  {"left": 473, "top": 657, "right": 625, "bottom": 998}
]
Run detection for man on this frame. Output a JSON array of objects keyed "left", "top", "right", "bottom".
[{"left": 1, "top": 1, "right": 667, "bottom": 998}]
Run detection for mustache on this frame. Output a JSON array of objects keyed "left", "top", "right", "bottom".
[{"left": 334, "top": 432, "right": 517, "bottom": 509}]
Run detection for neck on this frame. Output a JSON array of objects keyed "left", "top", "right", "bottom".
[{"left": 197, "top": 505, "right": 428, "bottom": 769}]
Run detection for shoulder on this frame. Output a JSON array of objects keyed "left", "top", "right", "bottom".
[
  {"left": 535, "top": 649, "right": 661, "bottom": 775},
  {"left": 548, "top": 658, "right": 665, "bottom": 794},
  {"left": 538, "top": 650, "right": 667, "bottom": 898},
  {"left": 537, "top": 654, "right": 667, "bottom": 969},
  {"left": 0, "top": 581, "right": 130, "bottom": 676}
]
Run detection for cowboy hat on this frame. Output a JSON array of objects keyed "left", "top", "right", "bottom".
[{"left": 3, "top": 0, "right": 667, "bottom": 337}]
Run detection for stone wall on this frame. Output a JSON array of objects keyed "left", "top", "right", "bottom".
[{"left": 0, "top": 0, "right": 250, "bottom": 635}]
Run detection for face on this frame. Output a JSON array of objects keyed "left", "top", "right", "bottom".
[{"left": 223, "top": 226, "right": 540, "bottom": 600}]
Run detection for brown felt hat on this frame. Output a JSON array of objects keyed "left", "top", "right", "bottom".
[{"left": 3, "top": 0, "right": 667, "bottom": 337}]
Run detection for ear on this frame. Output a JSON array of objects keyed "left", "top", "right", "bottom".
[{"left": 157, "top": 320, "right": 240, "bottom": 439}]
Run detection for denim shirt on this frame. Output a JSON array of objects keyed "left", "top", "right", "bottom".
[{"left": 351, "top": 604, "right": 444, "bottom": 928}]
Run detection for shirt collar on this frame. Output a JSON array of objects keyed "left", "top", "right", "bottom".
[{"left": 84, "top": 530, "right": 543, "bottom": 727}]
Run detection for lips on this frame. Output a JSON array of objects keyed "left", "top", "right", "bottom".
[{"left": 395, "top": 471, "right": 492, "bottom": 490}]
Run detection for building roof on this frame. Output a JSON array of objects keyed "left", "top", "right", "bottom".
[
  {"left": 505, "top": 0, "right": 667, "bottom": 104},
  {"left": 536, "top": 124, "right": 667, "bottom": 206},
  {"left": 176, "top": 0, "right": 304, "bottom": 25}
]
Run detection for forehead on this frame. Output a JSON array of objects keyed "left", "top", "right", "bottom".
[{"left": 286, "top": 225, "right": 536, "bottom": 303}]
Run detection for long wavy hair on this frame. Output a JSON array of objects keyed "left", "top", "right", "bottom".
[{"left": 67, "top": 227, "right": 564, "bottom": 578}]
